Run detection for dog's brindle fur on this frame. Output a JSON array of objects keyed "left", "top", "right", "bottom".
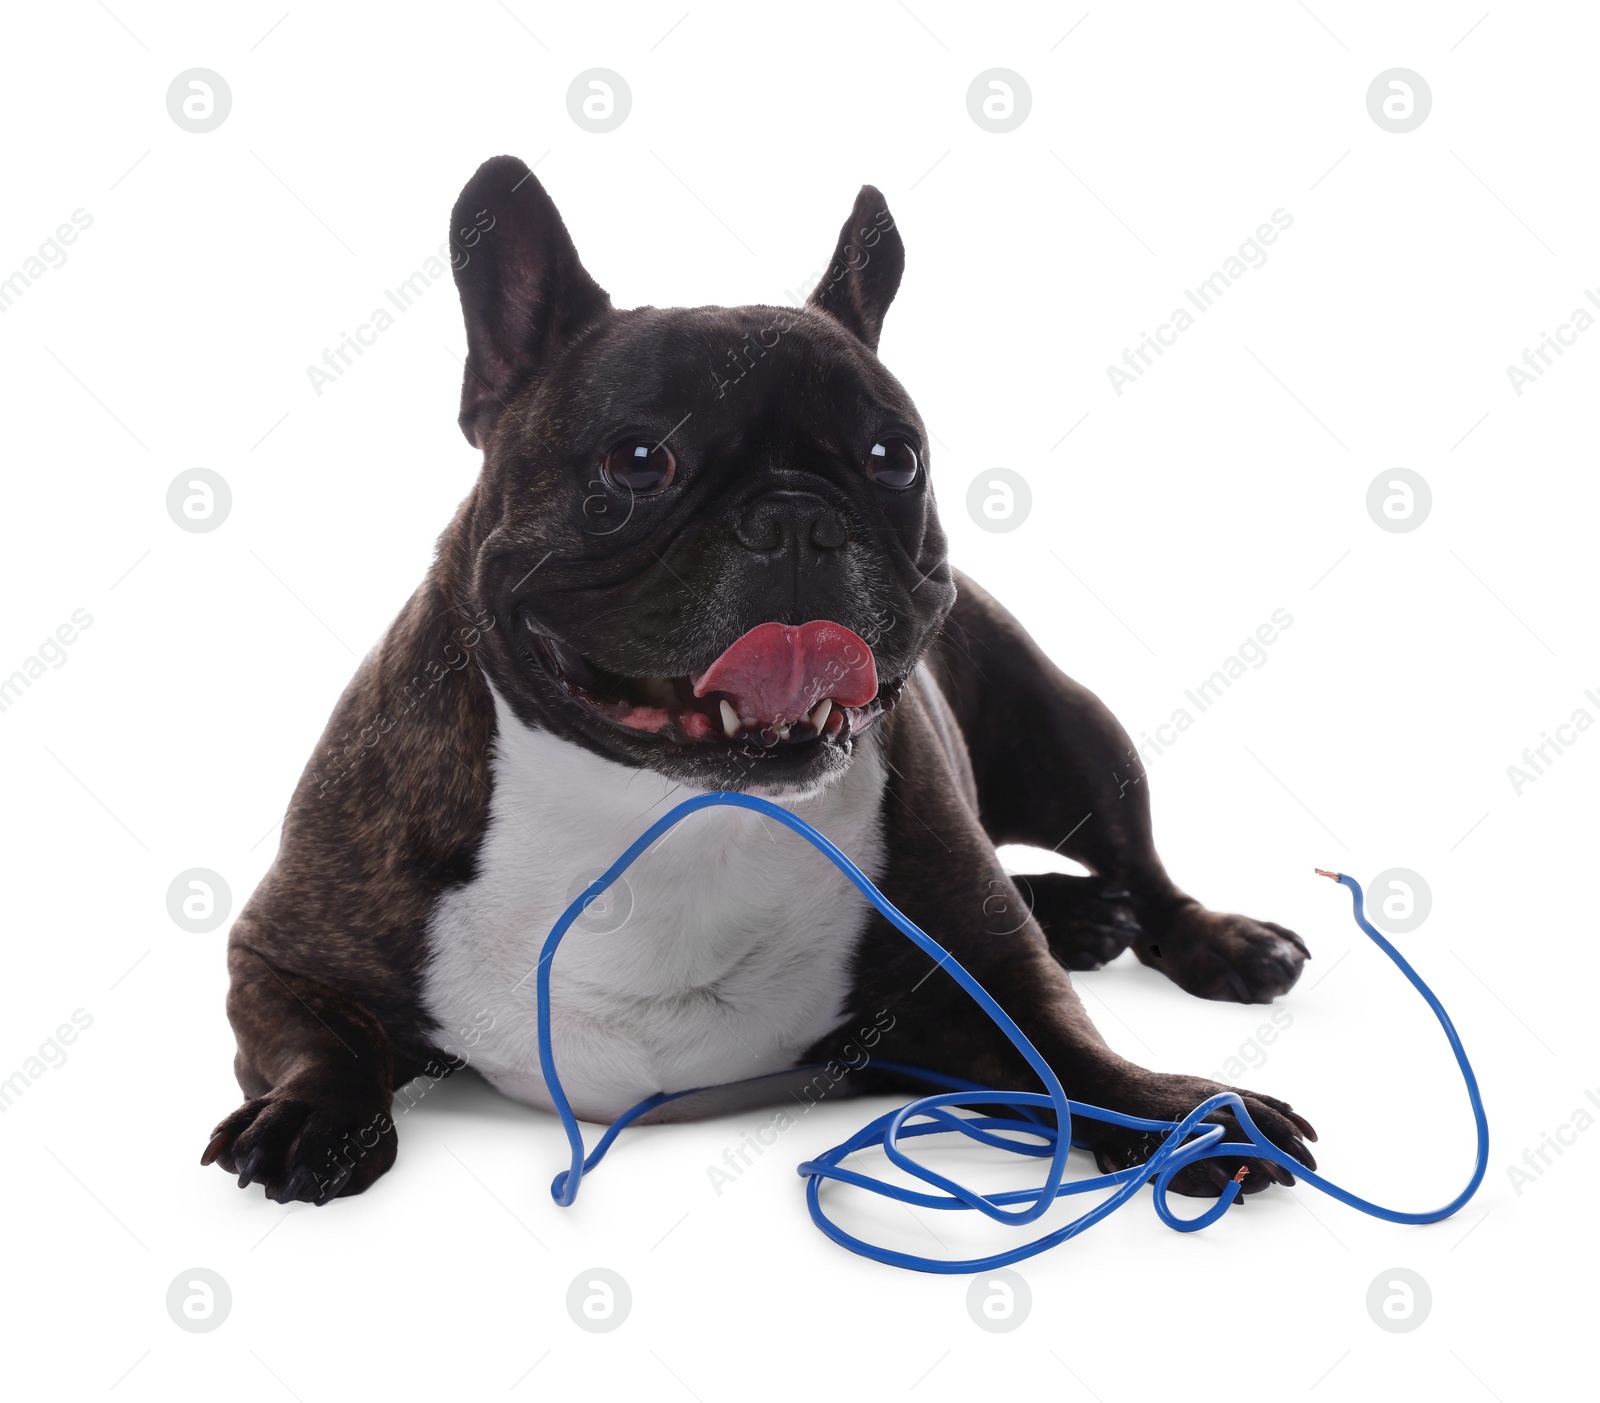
[{"left": 205, "top": 156, "right": 1316, "bottom": 1205}]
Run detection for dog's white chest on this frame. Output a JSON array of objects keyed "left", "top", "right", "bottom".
[{"left": 421, "top": 687, "right": 887, "bottom": 1121}]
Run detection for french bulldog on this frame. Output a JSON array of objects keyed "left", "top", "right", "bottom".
[{"left": 203, "top": 155, "right": 1316, "bottom": 1206}]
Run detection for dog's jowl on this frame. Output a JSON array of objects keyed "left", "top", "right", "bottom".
[{"left": 204, "top": 155, "right": 1316, "bottom": 1206}]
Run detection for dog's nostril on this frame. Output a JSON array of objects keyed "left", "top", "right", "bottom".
[
  {"left": 810, "top": 512, "right": 846, "bottom": 550},
  {"left": 734, "top": 511, "right": 786, "bottom": 552}
]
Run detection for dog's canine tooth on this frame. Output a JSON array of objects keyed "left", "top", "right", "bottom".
[
  {"left": 719, "top": 699, "right": 741, "bottom": 739},
  {"left": 809, "top": 699, "right": 832, "bottom": 731}
]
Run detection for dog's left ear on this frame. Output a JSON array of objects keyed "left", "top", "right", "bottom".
[
  {"left": 450, "top": 155, "right": 612, "bottom": 448},
  {"left": 806, "top": 185, "right": 904, "bottom": 352}
]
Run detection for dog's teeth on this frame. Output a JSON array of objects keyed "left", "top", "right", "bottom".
[
  {"left": 809, "top": 699, "right": 832, "bottom": 731},
  {"left": 719, "top": 700, "right": 741, "bottom": 739},
  {"left": 775, "top": 723, "right": 791, "bottom": 742}
]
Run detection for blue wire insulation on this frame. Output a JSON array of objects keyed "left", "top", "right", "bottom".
[{"left": 533, "top": 792, "right": 1489, "bottom": 1272}]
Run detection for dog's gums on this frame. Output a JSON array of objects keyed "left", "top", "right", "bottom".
[{"left": 520, "top": 616, "right": 905, "bottom": 756}]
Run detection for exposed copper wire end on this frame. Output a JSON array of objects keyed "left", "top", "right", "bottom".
[
  {"left": 1233, "top": 1165, "right": 1249, "bottom": 1183},
  {"left": 1314, "top": 868, "right": 1342, "bottom": 881}
]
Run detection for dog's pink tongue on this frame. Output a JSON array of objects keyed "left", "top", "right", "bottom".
[{"left": 691, "top": 621, "right": 878, "bottom": 725}]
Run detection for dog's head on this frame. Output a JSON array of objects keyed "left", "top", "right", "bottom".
[{"left": 451, "top": 155, "right": 955, "bottom": 794}]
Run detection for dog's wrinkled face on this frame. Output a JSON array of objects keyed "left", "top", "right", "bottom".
[{"left": 450, "top": 156, "right": 955, "bottom": 792}]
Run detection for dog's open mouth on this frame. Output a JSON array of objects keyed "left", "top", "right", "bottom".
[{"left": 523, "top": 619, "right": 903, "bottom": 755}]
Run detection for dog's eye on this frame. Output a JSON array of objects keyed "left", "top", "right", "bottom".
[
  {"left": 866, "top": 439, "right": 920, "bottom": 489},
  {"left": 601, "top": 438, "right": 677, "bottom": 494}
]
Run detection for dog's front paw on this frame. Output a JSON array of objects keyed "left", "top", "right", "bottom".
[
  {"left": 1082, "top": 1072, "right": 1317, "bottom": 1198},
  {"left": 1139, "top": 906, "right": 1309, "bottom": 1003},
  {"left": 202, "top": 1090, "right": 396, "bottom": 1204}
]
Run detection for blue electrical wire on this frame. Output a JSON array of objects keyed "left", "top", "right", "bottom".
[{"left": 534, "top": 792, "right": 1489, "bottom": 1273}]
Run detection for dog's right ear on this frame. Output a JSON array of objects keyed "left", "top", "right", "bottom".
[
  {"left": 806, "top": 185, "right": 904, "bottom": 352},
  {"left": 449, "top": 156, "right": 612, "bottom": 448}
]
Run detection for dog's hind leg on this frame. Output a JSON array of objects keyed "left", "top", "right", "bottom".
[{"left": 928, "top": 570, "right": 1308, "bottom": 1003}]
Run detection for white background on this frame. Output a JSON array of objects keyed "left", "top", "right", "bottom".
[{"left": 1, "top": 2, "right": 1594, "bottom": 1399}]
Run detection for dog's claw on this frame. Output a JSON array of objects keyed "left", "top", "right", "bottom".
[
  {"left": 1285, "top": 1109, "right": 1318, "bottom": 1143},
  {"left": 235, "top": 1147, "right": 264, "bottom": 1187},
  {"left": 200, "top": 1131, "right": 231, "bottom": 1167}
]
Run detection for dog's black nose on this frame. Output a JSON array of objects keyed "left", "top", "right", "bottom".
[{"left": 733, "top": 492, "right": 847, "bottom": 556}]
